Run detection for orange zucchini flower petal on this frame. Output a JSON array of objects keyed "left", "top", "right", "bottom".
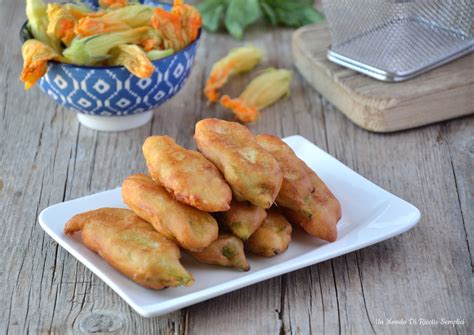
[
  {"left": 108, "top": 44, "right": 155, "bottom": 78},
  {"left": 220, "top": 95, "right": 259, "bottom": 123},
  {"left": 219, "top": 68, "right": 293, "bottom": 123},
  {"left": 20, "top": 39, "right": 60, "bottom": 90},
  {"left": 141, "top": 28, "right": 164, "bottom": 51},
  {"left": 151, "top": 0, "right": 201, "bottom": 51},
  {"left": 64, "top": 3, "right": 104, "bottom": 20},
  {"left": 151, "top": 7, "right": 183, "bottom": 50},
  {"left": 47, "top": 3, "right": 77, "bottom": 46},
  {"left": 172, "top": 0, "right": 202, "bottom": 43},
  {"left": 204, "top": 45, "right": 263, "bottom": 102},
  {"left": 99, "top": 0, "right": 128, "bottom": 9},
  {"left": 74, "top": 16, "right": 130, "bottom": 38}
]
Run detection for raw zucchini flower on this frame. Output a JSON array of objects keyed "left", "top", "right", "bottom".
[
  {"left": 20, "top": 39, "right": 61, "bottom": 90},
  {"left": 75, "top": 4, "right": 153, "bottom": 38},
  {"left": 63, "top": 26, "right": 148, "bottom": 65},
  {"left": 64, "top": 3, "right": 103, "bottom": 20},
  {"left": 74, "top": 16, "right": 130, "bottom": 38},
  {"left": 146, "top": 49, "right": 174, "bottom": 61},
  {"left": 220, "top": 68, "right": 293, "bottom": 123},
  {"left": 172, "top": 0, "right": 202, "bottom": 43},
  {"left": 204, "top": 45, "right": 263, "bottom": 102},
  {"left": 102, "top": 4, "right": 153, "bottom": 27},
  {"left": 108, "top": 44, "right": 155, "bottom": 78},
  {"left": 141, "top": 28, "right": 163, "bottom": 51},
  {"left": 151, "top": 0, "right": 201, "bottom": 51},
  {"left": 47, "top": 3, "right": 77, "bottom": 46},
  {"left": 26, "top": 0, "right": 61, "bottom": 52},
  {"left": 99, "top": 0, "right": 128, "bottom": 9},
  {"left": 151, "top": 7, "right": 182, "bottom": 50}
]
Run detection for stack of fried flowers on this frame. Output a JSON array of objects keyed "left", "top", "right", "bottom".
[
  {"left": 21, "top": 0, "right": 201, "bottom": 89},
  {"left": 65, "top": 118, "right": 341, "bottom": 289}
]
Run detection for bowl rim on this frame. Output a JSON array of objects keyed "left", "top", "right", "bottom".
[{"left": 19, "top": 1, "right": 201, "bottom": 70}]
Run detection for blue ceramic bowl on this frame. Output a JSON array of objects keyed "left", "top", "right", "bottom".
[{"left": 20, "top": 1, "right": 200, "bottom": 130}]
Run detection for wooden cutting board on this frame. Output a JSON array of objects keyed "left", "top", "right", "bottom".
[{"left": 292, "top": 24, "right": 474, "bottom": 132}]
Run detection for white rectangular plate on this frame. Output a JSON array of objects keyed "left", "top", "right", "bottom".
[{"left": 39, "top": 135, "right": 421, "bottom": 317}]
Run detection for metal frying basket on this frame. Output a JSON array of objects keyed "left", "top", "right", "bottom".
[{"left": 322, "top": 0, "right": 473, "bottom": 81}]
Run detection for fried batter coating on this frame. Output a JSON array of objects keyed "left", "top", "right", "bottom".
[
  {"left": 256, "top": 134, "right": 313, "bottom": 212},
  {"left": 122, "top": 174, "right": 218, "bottom": 251},
  {"left": 283, "top": 163, "right": 341, "bottom": 242},
  {"left": 194, "top": 118, "right": 282, "bottom": 209},
  {"left": 246, "top": 207, "right": 292, "bottom": 257},
  {"left": 256, "top": 134, "right": 341, "bottom": 242},
  {"left": 143, "top": 136, "right": 232, "bottom": 212},
  {"left": 219, "top": 199, "right": 267, "bottom": 240},
  {"left": 190, "top": 234, "right": 250, "bottom": 271},
  {"left": 64, "top": 208, "right": 194, "bottom": 289}
]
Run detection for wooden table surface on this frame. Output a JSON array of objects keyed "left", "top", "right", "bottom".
[{"left": 1, "top": 1, "right": 473, "bottom": 334}]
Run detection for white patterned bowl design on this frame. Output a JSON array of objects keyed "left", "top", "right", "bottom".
[{"left": 37, "top": 43, "right": 198, "bottom": 116}]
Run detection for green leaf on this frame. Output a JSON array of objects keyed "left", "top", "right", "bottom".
[
  {"left": 224, "top": 0, "right": 261, "bottom": 40},
  {"left": 261, "top": 0, "right": 324, "bottom": 27},
  {"left": 260, "top": 2, "right": 277, "bottom": 26},
  {"left": 197, "top": 0, "right": 227, "bottom": 32}
]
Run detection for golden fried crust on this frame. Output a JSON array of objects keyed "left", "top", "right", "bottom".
[
  {"left": 246, "top": 207, "right": 292, "bottom": 257},
  {"left": 64, "top": 208, "right": 194, "bottom": 289},
  {"left": 122, "top": 174, "right": 219, "bottom": 251},
  {"left": 285, "top": 163, "right": 341, "bottom": 242},
  {"left": 256, "top": 134, "right": 314, "bottom": 212},
  {"left": 194, "top": 118, "right": 282, "bottom": 209},
  {"left": 190, "top": 234, "right": 250, "bottom": 271},
  {"left": 256, "top": 134, "right": 341, "bottom": 242},
  {"left": 219, "top": 200, "right": 267, "bottom": 240},
  {"left": 143, "top": 136, "right": 232, "bottom": 212}
]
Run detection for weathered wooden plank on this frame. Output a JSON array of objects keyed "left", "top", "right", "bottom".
[
  {"left": 1, "top": 0, "right": 473, "bottom": 334},
  {"left": 444, "top": 117, "right": 474, "bottom": 270},
  {"left": 0, "top": 70, "right": 189, "bottom": 335},
  {"left": 0, "top": 2, "right": 183, "bottom": 334},
  {"left": 321, "top": 101, "right": 473, "bottom": 334}
]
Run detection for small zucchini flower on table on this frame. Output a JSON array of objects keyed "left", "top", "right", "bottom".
[
  {"left": 220, "top": 68, "right": 293, "bottom": 123},
  {"left": 20, "top": 39, "right": 62, "bottom": 90},
  {"left": 204, "top": 45, "right": 263, "bottom": 102}
]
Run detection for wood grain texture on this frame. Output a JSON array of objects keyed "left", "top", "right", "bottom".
[
  {"left": 1, "top": 1, "right": 473, "bottom": 334},
  {"left": 292, "top": 24, "right": 474, "bottom": 132},
  {"left": 444, "top": 118, "right": 474, "bottom": 269}
]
